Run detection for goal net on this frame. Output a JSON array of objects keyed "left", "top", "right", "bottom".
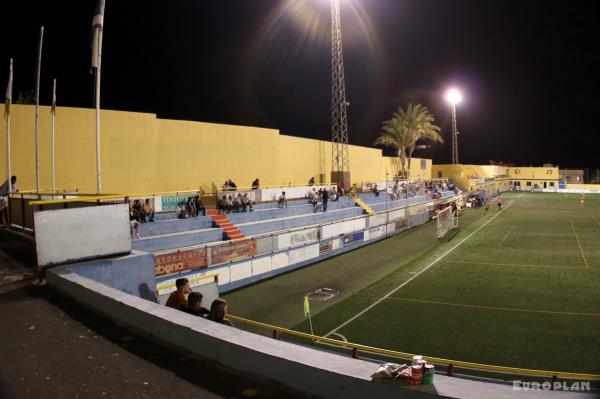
[{"left": 436, "top": 205, "right": 458, "bottom": 239}]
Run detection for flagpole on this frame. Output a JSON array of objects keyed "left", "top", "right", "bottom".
[
  {"left": 95, "top": 27, "right": 102, "bottom": 194},
  {"left": 51, "top": 78, "right": 56, "bottom": 193},
  {"left": 6, "top": 59, "right": 13, "bottom": 194},
  {"left": 35, "top": 26, "right": 44, "bottom": 193}
]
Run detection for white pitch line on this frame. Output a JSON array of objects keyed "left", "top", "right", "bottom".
[
  {"left": 330, "top": 332, "right": 348, "bottom": 342},
  {"left": 322, "top": 193, "right": 524, "bottom": 338}
]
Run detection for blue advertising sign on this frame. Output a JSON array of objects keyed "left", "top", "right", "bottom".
[{"left": 343, "top": 231, "right": 364, "bottom": 246}]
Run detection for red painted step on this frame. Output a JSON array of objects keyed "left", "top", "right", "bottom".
[{"left": 207, "top": 211, "right": 246, "bottom": 240}]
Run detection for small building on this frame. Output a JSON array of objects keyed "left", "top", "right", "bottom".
[{"left": 559, "top": 169, "right": 584, "bottom": 184}]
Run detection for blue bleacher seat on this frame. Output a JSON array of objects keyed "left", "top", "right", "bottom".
[{"left": 132, "top": 228, "right": 224, "bottom": 252}]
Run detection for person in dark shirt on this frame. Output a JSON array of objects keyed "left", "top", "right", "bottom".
[
  {"left": 181, "top": 292, "right": 209, "bottom": 317},
  {"left": 251, "top": 178, "right": 260, "bottom": 190},
  {"left": 322, "top": 188, "right": 329, "bottom": 212}
]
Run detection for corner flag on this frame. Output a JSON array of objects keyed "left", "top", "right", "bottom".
[{"left": 303, "top": 295, "right": 310, "bottom": 317}]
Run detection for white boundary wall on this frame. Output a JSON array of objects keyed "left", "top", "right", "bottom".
[{"left": 34, "top": 204, "right": 131, "bottom": 266}]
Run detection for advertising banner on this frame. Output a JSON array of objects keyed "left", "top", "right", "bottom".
[
  {"left": 161, "top": 194, "right": 191, "bottom": 211},
  {"left": 366, "top": 226, "right": 386, "bottom": 241},
  {"left": 319, "top": 241, "right": 333, "bottom": 255},
  {"left": 211, "top": 240, "right": 257, "bottom": 264},
  {"left": 277, "top": 228, "right": 319, "bottom": 249},
  {"left": 154, "top": 248, "right": 208, "bottom": 277},
  {"left": 288, "top": 244, "right": 319, "bottom": 264},
  {"left": 343, "top": 231, "right": 364, "bottom": 246}
]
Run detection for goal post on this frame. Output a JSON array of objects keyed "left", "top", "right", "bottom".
[{"left": 436, "top": 205, "right": 458, "bottom": 239}]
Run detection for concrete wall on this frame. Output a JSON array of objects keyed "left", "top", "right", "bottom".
[
  {"left": 66, "top": 251, "right": 157, "bottom": 301},
  {"left": 0, "top": 104, "right": 432, "bottom": 194},
  {"left": 47, "top": 269, "right": 441, "bottom": 399}
]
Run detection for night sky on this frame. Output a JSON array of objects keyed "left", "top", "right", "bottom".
[{"left": 2, "top": 0, "right": 599, "bottom": 168}]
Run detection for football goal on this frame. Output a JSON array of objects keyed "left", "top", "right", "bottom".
[{"left": 436, "top": 205, "right": 458, "bottom": 239}]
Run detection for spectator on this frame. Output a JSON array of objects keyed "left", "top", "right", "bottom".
[
  {"left": 223, "top": 180, "right": 231, "bottom": 191},
  {"left": 226, "top": 194, "right": 234, "bottom": 213},
  {"left": 251, "top": 178, "right": 260, "bottom": 190},
  {"left": 322, "top": 188, "right": 329, "bottom": 212},
  {"left": 0, "top": 175, "right": 18, "bottom": 195},
  {"left": 142, "top": 199, "right": 155, "bottom": 223},
  {"left": 233, "top": 193, "right": 243, "bottom": 213},
  {"left": 330, "top": 187, "right": 338, "bottom": 202},
  {"left": 194, "top": 195, "right": 206, "bottom": 216},
  {"left": 132, "top": 200, "right": 143, "bottom": 222},
  {"left": 241, "top": 193, "right": 253, "bottom": 212},
  {"left": 218, "top": 195, "right": 230, "bottom": 214},
  {"left": 166, "top": 278, "right": 191, "bottom": 310},
  {"left": 177, "top": 200, "right": 188, "bottom": 219},
  {"left": 228, "top": 179, "right": 238, "bottom": 190},
  {"left": 337, "top": 184, "right": 345, "bottom": 197},
  {"left": 308, "top": 177, "right": 315, "bottom": 186},
  {"left": 0, "top": 196, "right": 7, "bottom": 225},
  {"left": 129, "top": 204, "right": 141, "bottom": 239},
  {"left": 372, "top": 185, "right": 379, "bottom": 197},
  {"left": 278, "top": 191, "right": 288, "bottom": 208},
  {"left": 308, "top": 188, "right": 318, "bottom": 207},
  {"left": 207, "top": 298, "right": 233, "bottom": 326},
  {"left": 186, "top": 196, "right": 196, "bottom": 217},
  {"left": 181, "top": 292, "right": 209, "bottom": 317}
]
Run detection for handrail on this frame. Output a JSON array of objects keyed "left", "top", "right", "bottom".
[
  {"left": 156, "top": 273, "right": 218, "bottom": 290},
  {"left": 216, "top": 182, "right": 335, "bottom": 192},
  {"left": 28, "top": 189, "right": 204, "bottom": 206},
  {"left": 227, "top": 314, "right": 600, "bottom": 381}
]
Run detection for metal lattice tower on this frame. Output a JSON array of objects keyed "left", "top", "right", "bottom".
[
  {"left": 331, "top": 0, "right": 349, "bottom": 173},
  {"left": 451, "top": 104, "right": 459, "bottom": 164}
]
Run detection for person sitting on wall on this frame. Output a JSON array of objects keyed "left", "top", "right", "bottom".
[
  {"left": 228, "top": 179, "right": 237, "bottom": 191},
  {"left": 142, "top": 199, "right": 155, "bottom": 223},
  {"left": 308, "top": 176, "right": 315, "bottom": 186},
  {"left": 241, "top": 193, "right": 253, "bottom": 212},
  {"left": 194, "top": 195, "right": 206, "bottom": 216},
  {"left": 251, "top": 178, "right": 260, "bottom": 190},
  {"left": 181, "top": 292, "right": 209, "bottom": 317},
  {"left": 207, "top": 298, "right": 233, "bottom": 326},
  {"left": 166, "top": 278, "right": 192, "bottom": 310},
  {"left": 278, "top": 191, "right": 288, "bottom": 208}
]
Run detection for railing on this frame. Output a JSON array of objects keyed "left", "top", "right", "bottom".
[{"left": 227, "top": 314, "right": 600, "bottom": 383}]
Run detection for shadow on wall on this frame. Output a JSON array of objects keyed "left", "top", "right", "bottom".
[{"left": 138, "top": 282, "right": 158, "bottom": 303}]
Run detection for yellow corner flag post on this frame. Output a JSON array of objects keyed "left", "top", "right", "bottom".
[{"left": 304, "top": 296, "right": 314, "bottom": 339}]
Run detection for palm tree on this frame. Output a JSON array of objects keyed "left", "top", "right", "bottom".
[{"left": 375, "top": 103, "right": 443, "bottom": 178}]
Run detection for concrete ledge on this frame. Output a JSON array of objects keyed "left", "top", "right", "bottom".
[{"left": 47, "top": 268, "right": 442, "bottom": 399}]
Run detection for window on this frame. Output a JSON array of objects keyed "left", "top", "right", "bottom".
[
  {"left": 437, "top": 171, "right": 442, "bottom": 178},
  {"left": 526, "top": 181, "right": 532, "bottom": 186},
  {"left": 550, "top": 182, "right": 555, "bottom": 187}
]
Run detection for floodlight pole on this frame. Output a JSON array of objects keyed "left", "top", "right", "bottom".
[{"left": 451, "top": 103, "right": 459, "bottom": 164}]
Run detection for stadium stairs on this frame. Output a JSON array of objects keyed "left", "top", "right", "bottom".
[
  {"left": 354, "top": 197, "right": 375, "bottom": 215},
  {"left": 207, "top": 209, "right": 245, "bottom": 240}
]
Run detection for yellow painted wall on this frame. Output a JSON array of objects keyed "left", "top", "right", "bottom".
[{"left": 0, "top": 104, "right": 432, "bottom": 193}]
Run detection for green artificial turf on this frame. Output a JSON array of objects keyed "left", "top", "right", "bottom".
[{"left": 223, "top": 192, "right": 600, "bottom": 375}]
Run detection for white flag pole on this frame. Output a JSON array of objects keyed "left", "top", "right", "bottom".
[
  {"left": 6, "top": 59, "right": 13, "bottom": 194},
  {"left": 51, "top": 78, "right": 56, "bottom": 193},
  {"left": 34, "top": 26, "right": 44, "bottom": 193},
  {"left": 91, "top": 1, "right": 105, "bottom": 195}
]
